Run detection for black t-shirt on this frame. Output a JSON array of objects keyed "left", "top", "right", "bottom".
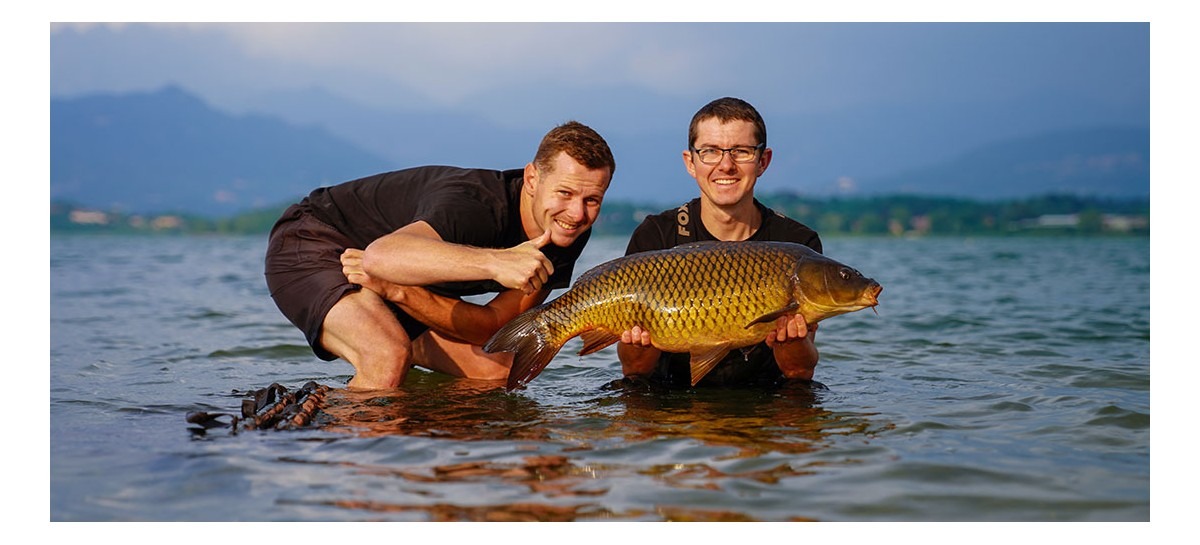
[
  {"left": 299, "top": 166, "right": 588, "bottom": 298},
  {"left": 624, "top": 198, "right": 822, "bottom": 387},
  {"left": 625, "top": 198, "right": 822, "bottom": 255}
]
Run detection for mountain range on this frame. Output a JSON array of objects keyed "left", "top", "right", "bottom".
[{"left": 50, "top": 86, "right": 1150, "bottom": 217}]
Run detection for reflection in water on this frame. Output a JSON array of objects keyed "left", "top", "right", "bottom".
[
  {"left": 318, "top": 376, "right": 863, "bottom": 453},
  {"left": 596, "top": 379, "right": 878, "bottom": 458},
  {"left": 277, "top": 454, "right": 620, "bottom": 521},
  {"left": 319, "top": 377, "right": 552, "bottom": 440},
  {"left": 301, "top": 372, "right": 886, "bottom": 521},
  {"left": 284, "top": 497, "right": 617, "bottom": 522}
]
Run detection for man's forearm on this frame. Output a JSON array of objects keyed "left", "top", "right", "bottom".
[
  {"left": 389, "top": 285, "right": 539, "bottom": 347},
  {"left": 386, "top": 286, "right": 495, "bottom": 346}
]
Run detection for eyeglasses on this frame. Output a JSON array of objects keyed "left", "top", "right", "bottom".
[{"left": 689, "top": 143, "right": 765, "bottom": 165}]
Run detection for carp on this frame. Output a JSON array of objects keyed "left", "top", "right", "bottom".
[{"left": 484, "top": 241, "right": 882, "bottom": 389}]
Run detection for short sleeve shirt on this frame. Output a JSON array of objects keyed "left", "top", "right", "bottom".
[
  {"left": 626, "top": 197, "right": 822, "bottom": 255},
  {"left": 300, "top": 166, "right": 588, "bottom": 297}
]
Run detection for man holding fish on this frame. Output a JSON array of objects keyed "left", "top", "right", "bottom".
[
  {"left": 264, "top": 121, "right": 615, "bottom": 390},
  {"left": 616, "top": 97, "right": 826, "bottom": 387}
]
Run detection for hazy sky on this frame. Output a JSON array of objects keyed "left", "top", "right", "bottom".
[{"left": 50, "top": 21, "right": 1150, "bottom": 134}]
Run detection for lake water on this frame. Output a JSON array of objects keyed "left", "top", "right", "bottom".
[{"left": 48, "top": 234, "right": 1151, "bottom": 523}]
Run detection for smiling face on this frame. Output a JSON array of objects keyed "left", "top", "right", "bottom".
[
  {"left": 684, "top": 117, "right": 772, "bottom": 210},
  {"left": 522, "top": 151, "right": 611, "bottom": 247}
]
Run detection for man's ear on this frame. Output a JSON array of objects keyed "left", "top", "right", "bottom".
[
  {"left": 757, "top": 147, "right": 773, "bottom": 177},
  {"left": 523, "top": 162, "right": 539, "bottom": 194},
  {"left": 682, "top": 150, "right": 697, "bottom": 179}
]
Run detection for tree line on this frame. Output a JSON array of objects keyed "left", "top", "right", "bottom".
[
  {"left": 51, "top": 193, "right": 1149, "bottom": 237},
  {"left": 594, "top": 193, "right": 1148, "bottom": 237}
]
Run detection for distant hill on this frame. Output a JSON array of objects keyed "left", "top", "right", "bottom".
[
  {"left": 50, "top": 86, "right": 394, "bottom": 216},
  {"left": 242, "top": 85, "right": 1151, "bottom": 203},
  {"left": 853, "top": 127, "right": 1149, "bottom": 199},
  {"left": 50, "top": 86, "right": 1151, "bottom": 217}
]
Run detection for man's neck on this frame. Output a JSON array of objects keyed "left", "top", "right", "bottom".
[
  {"left": 699, "top": 198, "right": 762, "bottom": 242},
  {"left": 518, "top": 184, "right": 538, "bottom": 241}
]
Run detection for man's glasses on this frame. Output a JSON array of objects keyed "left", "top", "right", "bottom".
[{"left": 689, "top": 143, "right": 765, "bottom": 165}]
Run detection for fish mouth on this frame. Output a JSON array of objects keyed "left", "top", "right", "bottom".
[{"left": 862, "top": 282, "right": 883, "bottom": 306}]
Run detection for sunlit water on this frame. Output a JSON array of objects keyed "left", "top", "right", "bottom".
[{"left": 49, "top": 234, "right": 1149, "bottom": 521}]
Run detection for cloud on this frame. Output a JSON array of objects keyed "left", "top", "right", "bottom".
[{"left": 207, "top": 23, "right": 714, "bottom": 105}]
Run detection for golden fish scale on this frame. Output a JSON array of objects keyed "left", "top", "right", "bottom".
[{"left": 539, "top": 244, "right": 798, "bottom": 349}]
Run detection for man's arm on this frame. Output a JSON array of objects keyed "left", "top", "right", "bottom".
[
  {"left": 362, "top": 220, "right": 555, "bottom": 295},
  {"left": 393, "top": 285, "right": 546, "bottom": 347},
  {"left": 342, "top": 247, "right": 547, "bottom": 346}
]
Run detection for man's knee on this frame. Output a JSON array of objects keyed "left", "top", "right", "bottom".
[
  {"left": 360, "top": 341, "right": 413, "bottom": 370},
  {"left": 344, "top": 341, "right": 413, "bottom": 389}
]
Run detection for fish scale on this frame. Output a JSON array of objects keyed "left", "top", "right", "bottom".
[{"left": 485, "top": 241, "right": 882, "bottom": 389}]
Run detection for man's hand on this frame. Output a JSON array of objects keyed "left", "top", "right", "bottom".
[
  {"left": 620, "top": 325, "right": 653, "bottom": 347},
  {"left": 492, "top": 228, "right": 555, "bottom": 295},
  {"left": 764, "top": 314, "right": 815, "bottom": 347},
  {"left": 342, "top": 248, "right": 403, "bottom": 303},
  {"left": 618, "top": 325, "right": 659, "bottom": 377}
]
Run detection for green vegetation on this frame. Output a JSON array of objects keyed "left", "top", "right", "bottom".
[
  {"left": 51, "top": 201, "right": 284, "bottom": 235},
  {"left": 51, "top": 192, "right": 1149, "bottom": 238},
  {"left": 591, "top": 193, "right": 1148, "bottom": 237}
]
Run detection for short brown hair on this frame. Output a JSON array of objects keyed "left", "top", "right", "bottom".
[
  {"left": 688, "top": 97, "right": 767, "bottom": 149},
  {"left": 533, "top": 121, "right": 616, "bottom": 178}
]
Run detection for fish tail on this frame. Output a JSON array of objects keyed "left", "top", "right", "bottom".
[{"left": 483, "top": 306, "right": 564, "bottom": 390}]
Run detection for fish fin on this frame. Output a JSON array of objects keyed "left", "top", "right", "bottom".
[
  {"left": 483, "top": 305, "right": 563, "bottom": 390},
  {"left": 578, "top": 329, "right": 620, "bottom": 356},
  {"left": 688, "top": 344, "right": 733, "bottom": 386},
  {"left": 745, "top": 301, "right": 800, "bottom": 328}
]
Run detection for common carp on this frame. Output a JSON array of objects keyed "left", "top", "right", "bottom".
[{"left": 484, "top": 241, "right": 882, "bottom": 389}]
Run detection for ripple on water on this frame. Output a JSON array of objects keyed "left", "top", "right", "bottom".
[
  {"left": 208, "top": 344, "right": 316, "bottom": 359},
  {"left": 1085, "top": 405, "right": 1149, "bottom": 430}
]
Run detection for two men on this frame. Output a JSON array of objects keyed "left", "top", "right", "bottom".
[
  {"left": 265, "top": 121, "right": 615, "bottom": 390},
  {"left": 267, "top": 98, "right": 822, "bottom": 390}
]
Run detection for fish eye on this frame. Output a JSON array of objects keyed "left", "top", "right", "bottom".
[{"left": 839, "top": 267, "right": 858, "bottom": 280}]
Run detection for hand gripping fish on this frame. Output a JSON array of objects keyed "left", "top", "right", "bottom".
[{"left": 484, "top": 241, "right": 882, "bottom": 389}]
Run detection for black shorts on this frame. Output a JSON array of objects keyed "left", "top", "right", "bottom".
[{"left": 263, "top": 204, "right": 429, "bottom": 360}]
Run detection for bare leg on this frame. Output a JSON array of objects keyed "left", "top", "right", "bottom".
[
  {"left": 412, "top": 330, "right": 513, "bottom": 381},
  {"left": 319, "top": 289, "right": 414, "bottom": 389}
]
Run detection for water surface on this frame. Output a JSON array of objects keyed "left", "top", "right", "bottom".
[{"left": 49, "top": 234, "right": 1150, "bottom": 521}]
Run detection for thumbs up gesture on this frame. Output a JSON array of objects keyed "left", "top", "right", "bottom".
[{"left": 494, "top": 225, "right": 556, "bottom": 295}]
